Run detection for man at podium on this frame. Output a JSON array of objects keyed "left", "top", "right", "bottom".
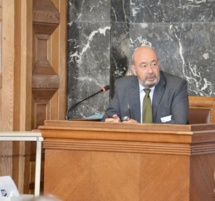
[{"left": 102, "top": 45, "right": 188, "bottom": 124}]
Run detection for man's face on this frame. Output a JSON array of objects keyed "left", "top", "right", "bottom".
[{"left": 131, "top": 47, "right": 160, "bottom": 88}]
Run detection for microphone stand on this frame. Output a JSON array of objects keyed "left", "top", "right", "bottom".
[{"left": 66, "top": 85, "right": 110, "bottom": 120}]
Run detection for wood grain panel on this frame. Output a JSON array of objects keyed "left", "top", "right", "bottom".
[
  {"left": 44, "top": 150, "right": 140, "bottom": 201},
  {"left": 0, "top": 0, "right": 15, "bottom": 181},
  {"left": 0, "top": 0, "right": 2, "bottom": 129},
  {"left": 190, "top": 154, "right": 215, "bottom": 201},
  {"left": 139, "top": 154, "right": 189, "bottom": 200},
  {"left": 0, "top": 0, "right": 67, "bottom": 194},
  {"left": 32, "top": 0, "right": 60, "bottom": 127},
  {"left": 41, "top": 121, "right": 215, "bottom": 201},
  {"left": 48, "top": 0, "right": 67, "bottom": 120},
  {"left": 1, "top": 0, "right": 15, "bottom": 131}
]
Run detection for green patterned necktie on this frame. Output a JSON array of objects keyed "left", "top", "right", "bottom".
[{"left": 142, "top": 89, "right": 152, "bottom": 123}]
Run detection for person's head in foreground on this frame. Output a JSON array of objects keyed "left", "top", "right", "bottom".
[{"left": 28, "top": 194, "right": 62, "bottom": 201}]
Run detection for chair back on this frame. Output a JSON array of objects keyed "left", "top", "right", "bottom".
[{"left": 188, "top": 96, "right": 215, "bottom": 124}]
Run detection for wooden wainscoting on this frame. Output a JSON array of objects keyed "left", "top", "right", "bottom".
[{"left": 0, "top": 0, "right": 67, "bottom": 194}]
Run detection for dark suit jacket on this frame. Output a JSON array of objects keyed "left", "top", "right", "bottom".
[{"left": 102, "top": 71, "right": 189, "bottom": 124}]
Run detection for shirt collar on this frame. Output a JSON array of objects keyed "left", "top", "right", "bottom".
[{"left": 138, "top": 81, "right": 155, "bottom": 93}]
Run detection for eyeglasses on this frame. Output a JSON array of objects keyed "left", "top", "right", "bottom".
[{"left": 139, "top": 61, "right": 158, "bottom": 69}]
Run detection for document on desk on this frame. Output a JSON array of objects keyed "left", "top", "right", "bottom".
[{"left": 0, "top": 176, "right": 19, "bottom": 197}]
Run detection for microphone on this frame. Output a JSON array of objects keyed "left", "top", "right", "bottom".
[{"left": 66, "top": 85, "right": 110, "bottom": 120}]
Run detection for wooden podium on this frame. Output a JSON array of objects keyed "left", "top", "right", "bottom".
[{"left": 40, "top": 120, "right": 215, "bottom": 201}]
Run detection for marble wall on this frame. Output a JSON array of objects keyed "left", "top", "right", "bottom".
[{"left": 67, "top": 0, "right": 215, "bottom": 119}]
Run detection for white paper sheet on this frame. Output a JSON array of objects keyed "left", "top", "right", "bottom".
[{"left": 0, "top": 176, "right": 19, "bottom": 197}]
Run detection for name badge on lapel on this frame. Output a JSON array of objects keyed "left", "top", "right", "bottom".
[{"left": 161, "top": 115, "right": 172, "bottom": 123}]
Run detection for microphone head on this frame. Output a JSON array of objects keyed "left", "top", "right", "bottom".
[{"left": 102, "top": 85, "right": 110, "bottom": 92}]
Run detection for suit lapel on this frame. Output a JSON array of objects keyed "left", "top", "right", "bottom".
[
  {"left": 152, "top": 72, "right": 165, "bottom": 118},
  {"left": 128, "top": 77, "right": 141, "bottom": 122}
]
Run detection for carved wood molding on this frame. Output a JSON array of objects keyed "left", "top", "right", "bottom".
[
  {"left": 33, "top": 0, "right": 60, "bottom": 127},
  {"left": 43, "top": 138, "right": 215, "bottom": 156}
]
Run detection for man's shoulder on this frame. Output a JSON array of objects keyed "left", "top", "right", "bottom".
[
  {"left": 116, "top": 75, "right": 137, "bottom": 84},
  {"left": 114, "top": 75, "right": 138, "bottom": 91},
  {"left": 161, "top": 71, "right": 186, "bottom": 83}
]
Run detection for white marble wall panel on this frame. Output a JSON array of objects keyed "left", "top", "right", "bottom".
[{"left": 67, "top": 0, "right": 215, "bottom": 119}]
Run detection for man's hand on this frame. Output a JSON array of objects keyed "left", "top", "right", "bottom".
[
  {"left": 105, "top": 114, "right": 138, "bottom": 124},
  {"left": 122, "top": 118, "right": 138, "bottom": 124},
  {"left": 105, "top": 114, "right": 120, "bottom": 123}
]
